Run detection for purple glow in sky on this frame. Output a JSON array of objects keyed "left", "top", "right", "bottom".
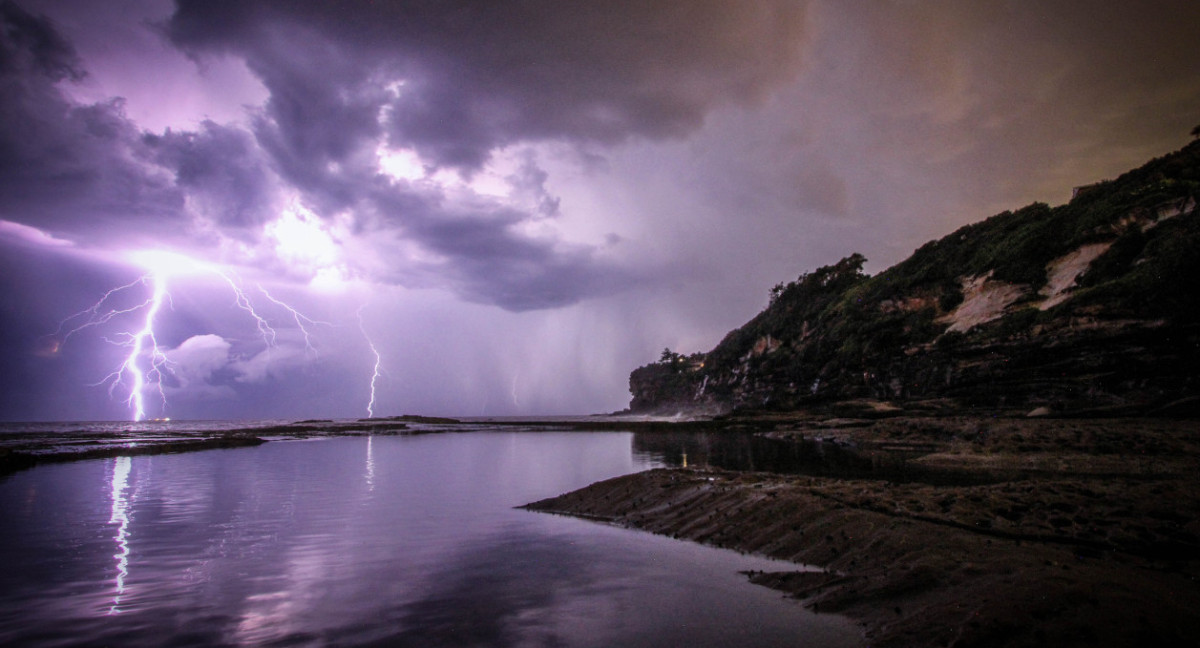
[{"left": 1, "top": 0, "right": 1197, "bottom": 421}]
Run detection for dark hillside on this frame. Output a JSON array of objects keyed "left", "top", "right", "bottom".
[{"left": 630, "top": 141, "right": 1200, "bottom": 415}]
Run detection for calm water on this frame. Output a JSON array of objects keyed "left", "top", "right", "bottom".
[{"left": 0, "top": 430, "right": 862, "bottom": 647}]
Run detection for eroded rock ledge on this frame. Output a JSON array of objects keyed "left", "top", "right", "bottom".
[{"left": 523, "top": 422, "right": 1200, "bottom": 647}]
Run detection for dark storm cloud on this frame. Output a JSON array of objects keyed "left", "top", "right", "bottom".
[
  {"left": 0, "top": 0, "right": 722, "bottom": 311},
  {"left": 420, "top": 214, "right": 629, "bottom": 312},
  {"left": 167, "top": 0, "right": 808, "bottom": 170},
  {"left": 159, "top": 0, "right": 808, "bottom": 310},
  {"left": 0, "top": 1, "right": 182, "bottom": 240},
  {"left": 0, "top": 0, "right": 80, "bottom": 80},
  {"left": 143, "top": 121, "right": 279, "bottom": 233},
  {"left": 246, "top": 47, "right": 385, "bottom": 209},
  {"left": 366, "top": 183, "right": 634, "bottom": 311},
  {"left": 0, "top": 3, "right": 275, "bottom": 253}
]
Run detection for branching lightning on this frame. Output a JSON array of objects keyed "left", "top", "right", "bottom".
[
  {"left": 98, "top": 272, "right": 170, "bottom": 421},
  {"left": 51, "top": 273, "right": 172, "bottom": 421},
  {"left": 53, "top": 252, "right": 328, "bottom": 422},
  {"left": 214, "top": 271, "right": 277, "bottom": 348},
  {"left": 357, "top": 305, "right": 383, "bottom": 418},
  {"left": 53, "top": 277, "right": 154, "bottom": 344},
  {"left": 259, "top": 286, "right": 330, "bottom": 354}
]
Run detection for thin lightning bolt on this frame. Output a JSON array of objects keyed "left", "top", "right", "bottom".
[
  {"left": 357, "top": 305, "right": 383, "bottom": 418},
  {"left": 50, "top": 277, "right": 152, "bottom": 344},
  {"left": 214, "top": 271, "right": 276, "bottom": 348},
  {"left": 259, "top": 286, "right": 330, "bottom": 354},
  {"left": 55, "top": 252, "right": 326, "bottom": 422}
]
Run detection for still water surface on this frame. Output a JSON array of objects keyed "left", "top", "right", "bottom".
[{"left": 0, "top": 431, "right": 861, "bottom": 647}]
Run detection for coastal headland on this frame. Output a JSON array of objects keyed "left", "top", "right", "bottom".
[{"left": 527, "top": 139, "right": 1200, "bottom": 645}]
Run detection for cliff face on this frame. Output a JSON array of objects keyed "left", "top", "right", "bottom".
[{"left": 630, "top": 142, "right": 1200, "bottom": 416}]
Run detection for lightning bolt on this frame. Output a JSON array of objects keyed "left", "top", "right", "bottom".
[
  {"left": 51, "top": 276, "right": 152, "bottom": 343},
  {"left": 214, "top": 271, "right": 277, "bottom": 348},
  {"left": 213, "top": 271, "right": 331, "bottom": 356},
  {"left": 55, "top": 272, "right": 171, "bottom": 422},
  {"left": 112, "top": 272, "right": 169, "bottom": 421},
  {"left": 258, "top": 286, "right": 330, "bottom": 354},
  {"left": 357, "top": 305, "right": 383, "bottom": 418},
  {"left": 55, "top": 252, "right": 327, "bottom": 422}
]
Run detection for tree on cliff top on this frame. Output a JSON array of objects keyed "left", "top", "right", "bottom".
[
  {"left": 659, "top": 348, "right": 685, "bottom": 365},
  {"left": 770, "top": 253, "right": 867, "bottom": 305}
]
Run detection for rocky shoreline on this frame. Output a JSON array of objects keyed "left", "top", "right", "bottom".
[
  {"left": 0, "top": 417, "right": 431, "bottom": 477},
  {"left": 524, "top": 416, "right": 1200, "bottom": 647}
]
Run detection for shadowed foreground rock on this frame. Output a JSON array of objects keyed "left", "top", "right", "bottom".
[{"left": 524, "top": 418, "right": 1200, "bottom": 647}]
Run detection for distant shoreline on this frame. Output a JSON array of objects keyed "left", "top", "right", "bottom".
[
  {"left": 0, "top": 414, "right": 746, "bottom": 477},
  {"left": 0, "top": 418, "right": 425, "bottom": 477}
]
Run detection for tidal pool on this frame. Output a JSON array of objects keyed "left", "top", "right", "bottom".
[{"left": 0, "top": 430, "right": 862, "bottom": 647}]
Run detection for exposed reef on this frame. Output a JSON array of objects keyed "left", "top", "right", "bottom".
[
  {"left": 524, "top": 416, "right": 1200, "bottom": 647},
  {"left": 0, "top": 417, "right": 430, "bottom": 477}
]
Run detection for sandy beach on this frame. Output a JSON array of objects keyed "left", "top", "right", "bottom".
[{"left": 524, "top": 416, "right": 1200, "bottom": 647}]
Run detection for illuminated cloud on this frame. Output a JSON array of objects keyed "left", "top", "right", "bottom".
[
  {"left": 0, "top": 219, "right": 75, "bottom": 248},
  {"left": 164, "top": 334, "right": 235, "bottom": 399},
  {"left": 230, "top": 343, "right": 309, "bottom": 385}
]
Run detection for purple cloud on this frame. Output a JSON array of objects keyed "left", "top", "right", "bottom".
[
  {"left": 166, "top": 0, "right": 808, "bottom": 169},
  {"left": 4, "top": 0, "right": 803, "bottom": 312},
  {"left": 0, "top": 2, "right": 182, "bottom": 243}
]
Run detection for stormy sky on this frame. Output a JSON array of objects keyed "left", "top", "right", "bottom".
[{"left": 1, "top": 0, "right": 1196, "bottom": 421}]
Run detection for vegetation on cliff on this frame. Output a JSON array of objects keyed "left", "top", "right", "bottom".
[{"left": 630, "top": 141, "right": 1200, "bottom": 415}]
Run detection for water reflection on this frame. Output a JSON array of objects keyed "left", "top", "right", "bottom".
[
  {"left": 633, "top": 430, "right": 1013, "bottom": 485},
  {"left": 108, "top": 456, "right": 132, "bottom": 615},
  {"left": 633, "top": 431, "right": 937, "bottom": 482},
  {"left": 365, "top": 435, "right": 375, "bottom": 492},
  {"left": 0, "top": 433, "right": 862, "bottom": 647},
  {"left": 634, "top": 431, "right": 890, "bottom": 475}
]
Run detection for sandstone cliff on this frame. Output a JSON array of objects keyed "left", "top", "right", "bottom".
[{"left": 630, "top": 141, "right": 1200, "bottom": 416}]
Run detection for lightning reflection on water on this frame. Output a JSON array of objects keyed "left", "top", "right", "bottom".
[{"left": 108, "top": 456, "right": 132, "bottom": 615}]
